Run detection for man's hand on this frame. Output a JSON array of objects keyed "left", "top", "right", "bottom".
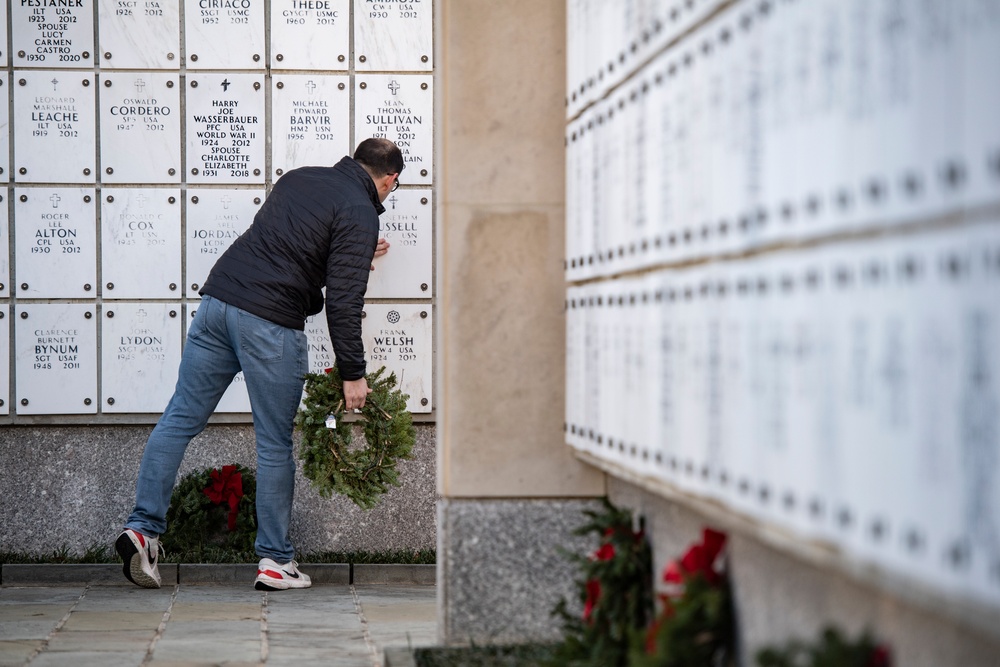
[
  {"left": 370, "top": 238, "right": 390, "bottom": 270},
  {"left": 343, "top": 377, "right": 372, "bottom": 410}
]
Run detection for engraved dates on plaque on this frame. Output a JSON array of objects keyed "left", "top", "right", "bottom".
[
  {"left": 14, "top": 188, "right": 96, "bottom": 298},
  {"left": 366, "top": 189, "right": 432, "bottom": 298},
  {"left": 102, "top": 189, "right": 182, "bottom": 299},
  {"left": 12, "top": 0, "right": 94, "bottom": 68},
  {"left": 14, "top": 72, "right": 96, "bottom": 183},
  {"left": 98, "top": 0, "right": 180, "bottom": 69},
  {"left": 354, "top": 0, "right": 432, "bottom": 71},
  {"left": 100, "top": 73, "right": 181, "bottom": 183},
  {"left": 185, "top": 0, "right": 265, "bottom": 70},
  {"left": 271, "top": 74, "right": 350, "bottom": 179},
  {"left": 185, "top": 189, "right": 264, "bottom": 296},
  {"left": 362, "top": 304, "right": 432, "bottom": 413},
  {"left": 102, "top": 302, "right": 182, "bottom": 413},
  {"left": 16, "top": 303, "right": 97, "bottom": 415},
  {"left": 271, "top": 0, "right": 349, "bottom": 70},
  {"left": 355, "top": 75, "right": 433, "bottom": 185},
  {"left": 186, "top": 74, "right": 265, "bottom": 184}
]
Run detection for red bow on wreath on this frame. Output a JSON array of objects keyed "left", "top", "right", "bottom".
[
  {"left": 663, "top": 527, "right": 727, "bottom": 589},
  {"left": 203, "top": 465, "right": 244, "bottom": 531}
]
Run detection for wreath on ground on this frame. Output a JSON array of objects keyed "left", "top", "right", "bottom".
[
  {"left": 163, "top": 464, "right": 257, "bottom": 554},
  {"left": 296, "top": 365, "right": 416, "bottom": 509}
]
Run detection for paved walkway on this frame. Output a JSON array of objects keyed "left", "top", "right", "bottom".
[{"left": 0, "top": 581, "right": 436, "bottom": 667}]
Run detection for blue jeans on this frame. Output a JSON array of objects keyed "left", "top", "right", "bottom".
[{"left": 126, "top": 295, "right": 308, "bottom": 562}]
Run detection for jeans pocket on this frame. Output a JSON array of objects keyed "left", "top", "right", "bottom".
[{"left": 239, "top": 310, "right": 285, "bottom": 362}]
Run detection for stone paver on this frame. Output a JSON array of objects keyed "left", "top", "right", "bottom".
[{"left": 0, "top": 582, "right": 436, "bottom": 667}]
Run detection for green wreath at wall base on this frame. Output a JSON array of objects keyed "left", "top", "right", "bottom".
[
  {"left": 163, "top": 464, "right": 257, "bottom": 554},
  {"left": 296, "top": 365, "right": 416, "bottom": 509}
]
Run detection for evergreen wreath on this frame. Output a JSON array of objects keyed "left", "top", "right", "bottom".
[
  {"left": 163, "top": 464, "right": 257, "bottom": 554},
  {"left": 296, "top": 365, "right": 416, "bottom": 509}
]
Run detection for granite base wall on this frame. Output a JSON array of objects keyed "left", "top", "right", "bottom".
[
  {"left": 436, "top": 497, "right": 602, "bottom": 645},
  {"left": 608, "top": 477, "right": 1000, "bottom": 667},
  {"left": 0, "top": 423, "right": 435, "bottom": 557}
]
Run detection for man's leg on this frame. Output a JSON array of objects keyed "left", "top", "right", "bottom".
[
  {"left": 231, "top": 306, "right": 308, "bottom": 566},
  {"left": 125, "top": 295, "right": 242, "bottom": 537}
]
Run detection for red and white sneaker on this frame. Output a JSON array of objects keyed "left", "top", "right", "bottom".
[
  {"left": 255, "top": 558, "right": 312, "bottom": 591},
  {"left": 115, "top": 528, "right": 163, "bottom": 589}
]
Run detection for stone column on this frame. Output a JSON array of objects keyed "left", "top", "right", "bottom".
[{"left": 435, "top": 0, "right": 606, "bottom": 644}]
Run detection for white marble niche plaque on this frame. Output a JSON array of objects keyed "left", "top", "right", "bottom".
[
  {"left": 186, "top": 74, "right": 265, "bottom": 184},
  {"left": 15, "top": 188, "right": 95, "bottom": 298},
  {"left": 354, "top": 0, "right": 432, "bottom": 71},
  {"left": 12, "top": 0, "right": 94, "bottom": 68},
  {"left": 16, "top": 303, "right": 97, "bottom": 415},
  {"left": 305, "top": 310, "right": 335, "bottom": 375},
  {"left": 102, "top": 302, "right": 182, "bottom": 413},
  {"left": 98, "top": 0, "right": 179, "bottom": 69},
  {"left": 186, "top": 307, "right": 251, "bottom": 413},
  {"left": 362, "top": 304, "right": 432, "bottom": 413},
  {"left": 0, "top": 306, "right": 8, "bottom": 415},
  {"left": 355, "top": 75, "right": 433, "bottom": 185},
  {"left": 0, "top": 72, "right": 8, "bottom": 183},
  {"left": 185, "top": 0, "right": 264, "bottom": 69},
  {"left": 366, "top": 189, "right": 432, "bottom": 298},
  {"left": 271, "top": 0, "right": 348, "bottom": 70},
  {"left": 102, "top": 189, "right": 181, "bottom": 299},
  {"left": 185, "top": 189, "right": 263, "bottom": 296},
  {"left": 100, "top": 73, "right": 181, "bottom": 183},
  {"left": 0, "top": 196, "right": 8, "bottom": 297},
  {"left": 271, "top": 75, "right": 350, "bottom": 180},
  {"left": 14, "top": 72, "right": 96, "bottom": 183}
]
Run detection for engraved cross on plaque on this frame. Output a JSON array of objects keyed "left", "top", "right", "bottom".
[
  {"left": 221, "top": 79, "right": 231, "bottom": 92},
  {"left": 135, "top": 193, "right": 147, "bottom": 208},
  {"left": 389, "top": 195, "right": 398, "bottom": 210},
  {"left": 134, "top": 79, "right": 146, "bottom": 94},
  {"left": 51, "top": 78, "right": 59, "bottom": 91},
  {"left": 220, "top": 195, "right": 232, "bottom": 210},
  {"left": 50, "top": 193, "right": 61, "bottom": 209},
  {"left": 388, "top": 80, "right": 400, "bottom": 96},
  {"left": 306, "top": 80, "right": 317, "bottom": 95}
]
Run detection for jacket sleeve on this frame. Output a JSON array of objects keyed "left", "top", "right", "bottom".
[
  {"left": 306, "top": 287, "right": 325, "bottom": 317},
  {"left": 325, "top": 204, "right": 379, "bottom": 381}
]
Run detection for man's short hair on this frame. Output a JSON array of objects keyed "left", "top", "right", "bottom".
[{"left": 354, "top": 138, "right": 404, "bottom": 176}]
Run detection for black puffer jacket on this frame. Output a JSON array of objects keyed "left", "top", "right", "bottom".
[{"left": 200, "top": 157, "right": 383, "bottom": 380}]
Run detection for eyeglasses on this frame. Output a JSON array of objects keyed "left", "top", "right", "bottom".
[{"left": 391, "top": 174, "right": 401, "bottom": 192}]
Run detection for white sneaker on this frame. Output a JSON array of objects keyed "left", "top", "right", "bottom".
[
  {"left": 255, "top": 558, "right": 312, "bottom": 591},
  {"left": 115, "top": 529, "right": 163, "bottom": 589}
]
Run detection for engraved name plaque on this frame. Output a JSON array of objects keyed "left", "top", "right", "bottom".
[
  {"left": 271, "top": 74, "right": 350, "bottom": 180},
  {"left": 16, "top": 303, "right": 97, "bottom": 415},
  {"left": 12, "top": 0, "right": 94, "bottom": 68},
  {"left": 14, "top": 72, "right": 96, "bottom": 183},
  {"left": 100, "top": 73, "right": 181, "bottom": 183},
  {"left": 362, "top": 304, "right": 432, "bottom": 413},
  {"left": 355, "top": 75, "right": 433, "bottom": 185},
  {"left": 354, "top": 0, "right": 432, "bottom": 71},
  {"left": 185, "top": 188, "right": 264, "bottom": 297},
  {"left": 98, "top": 0, "right": 179, "bottom": 69},
  {"left": 186, "top": 308, "right": 251, "bottom": 413},
  {"left": 186, "top": 74, "right": 265, "bottom": 184},
  {"left": 102, "top": 189, "right": 181, "bottom": 299},
  {"left": 304, "top": 310, "right": 335, "bottom": 375},
  {"left": 271, "top": 0, "right": 348, "bottom": 70},
  {"left": 185, "top": 0, "right": 265, "bottom": 70},
  {"left": 14, "top": 188, "right": 95, "bottom": 298},
  {"left": 102, "top": 302, "right": 182, "bottom": 413},
  {"left": 366, "top": 188, "right": 432, "bottom": 298}
]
